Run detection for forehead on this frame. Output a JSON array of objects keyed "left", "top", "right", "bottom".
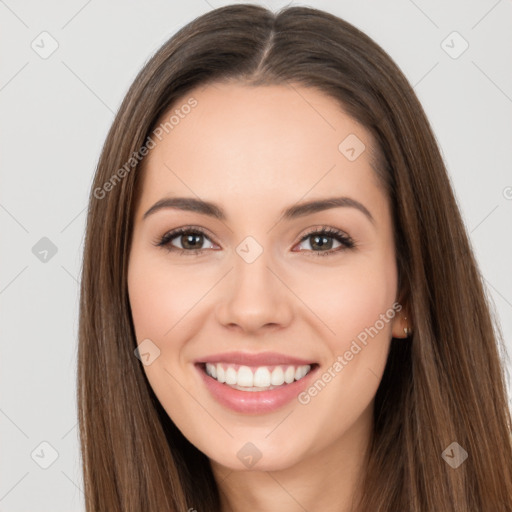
[{"left": 137, "top": 82, "right": 384, "bottom": 218}]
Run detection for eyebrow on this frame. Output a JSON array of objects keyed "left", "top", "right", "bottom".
[{"left": 143, "top": 196, "right": 374, "bottom": 224}]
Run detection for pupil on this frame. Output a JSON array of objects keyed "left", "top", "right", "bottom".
[
  {"left": 312, "top": 235, "right": 332, "bottom": 250},
  {"left": 183, "top": 233, "right": 202, "bottom": 249}
]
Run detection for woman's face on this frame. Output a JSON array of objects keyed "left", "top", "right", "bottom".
[{"left": 128, "top": 82, "right": 406, "bottom": 472}]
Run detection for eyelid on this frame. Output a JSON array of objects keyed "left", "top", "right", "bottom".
[
  {"left": 162, "top": 225, "right": 217, "bottom": 241},
  {"left": 155, "top": 225, "right": 218, "bottom": 250},
  {"left": 298, "top": 225, "right": 352, "bottom": 242}
]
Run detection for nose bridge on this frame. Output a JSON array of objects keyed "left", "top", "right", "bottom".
[
  {"left": 215, "top": 236, "right": 292, "bottom": 331},
  {"left": 232, "top": 238, "right": 280, "bottom": 308},
  {"left": 234, "top": 241, "right": 273, "bottom": 295}
]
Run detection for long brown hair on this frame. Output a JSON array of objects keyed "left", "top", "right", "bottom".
[{"left": 78, "top": 4, "right": 512, "bottom": 510}]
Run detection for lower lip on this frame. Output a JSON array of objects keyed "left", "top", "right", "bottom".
[{"left": 195, "top": 363, "right": 319, "bottom": 414}]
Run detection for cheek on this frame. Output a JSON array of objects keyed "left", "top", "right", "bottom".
[
  {"left": 289, "top": 258, "right": 398, "bottom": 450},
  {"left": 127, "top": 251, "right": 209, "bottom": 412},
  {"left": 291, "top": 254, "right": 398, "bottom": 350},
  {"left": 127, "top": 252, "right": 212, "bottom": 343},
  {"left": 291, "top": 253, "right": 398, "bottom": 425}
]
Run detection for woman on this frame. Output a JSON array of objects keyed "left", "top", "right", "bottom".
[{"left": 78, "top": 4, "right": 512, "bottom": 511}]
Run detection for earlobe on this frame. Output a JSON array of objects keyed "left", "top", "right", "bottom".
[
  {"left": 391, "top": 313, "right": 412, "bottom": 339},
  {"left": 403, "top": 317, "right": 412, "bottom": 338}
]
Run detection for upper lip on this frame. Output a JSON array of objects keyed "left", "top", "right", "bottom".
[{"left": 195, "top": 351, "right": 316, "bottom": 367}]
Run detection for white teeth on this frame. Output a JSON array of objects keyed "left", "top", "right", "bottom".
[
  {"left": 253, "top": 367, "right": 271, "bottom": 387},
  {"left": 204, "top": 362, "right": 312, "bottom": 390},
  {"left": 216, "top": 365, "right": 225, "bottom": 383},
  {"left": 237, "top": 366, "right": 254, "bottom": 387},
  {"left": 225, "top": 366, "right": 237, "bottom": 385},
  {"left": 206, "top": 363, "right": 217, "bottom": 379},
  {"left": 270, "top": 366, "right": 285, "bottom": 386},
  {"left": 284, "top": 366, "right": 296, "bottom": 384},
  {"left": 295, "top": 365, "right": 308, "bottom": 380}
]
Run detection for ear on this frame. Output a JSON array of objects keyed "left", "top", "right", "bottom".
[
  {"left": 391, "top": 309, "right": 410, "bottom": 339},
  {"left": 391, "top": 289, "right": 412, "bottom": 339}
]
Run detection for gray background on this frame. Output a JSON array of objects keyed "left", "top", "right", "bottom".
[{"left": 1, "top": 0, "right": 511, "bottom": 510}]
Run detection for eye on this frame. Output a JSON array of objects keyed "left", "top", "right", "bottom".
[
  {"left": 154, "top": 226, "right": 217, "bottom": 255},
  {"left": 294, "top": 226, "right": 355, "bottom": 256},
  {"left": 154, "top": 225, "right": 355, "bottom": 257}
]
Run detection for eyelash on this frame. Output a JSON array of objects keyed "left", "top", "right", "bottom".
[{"left": 154, "top": 225, "right": 355, "bottom": 257}]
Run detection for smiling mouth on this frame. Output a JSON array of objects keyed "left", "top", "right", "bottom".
[{"left": 197, "top": 362, "right": 319, "bottom": 392}]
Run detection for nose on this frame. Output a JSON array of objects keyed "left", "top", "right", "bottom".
[{"left": 215, "top": 247, "right": 293, "bottom": 334}]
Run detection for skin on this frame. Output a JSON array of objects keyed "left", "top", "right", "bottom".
[{"left": 127, "top": 81, "right": 409, "bottom": 512}]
